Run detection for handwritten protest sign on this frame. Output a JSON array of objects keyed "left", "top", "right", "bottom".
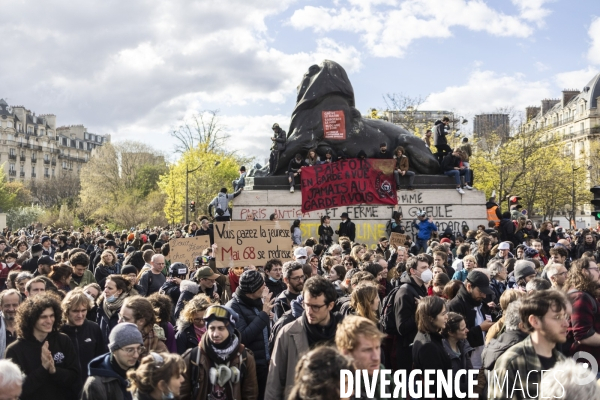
[
  {"left": 168, "top": 236, "right": 211, "bottom": 269},
  {"left": 389, "top": 233, "right": 407, "bottom": 250},
  {"left": 214, "top": 221, "right": 293, "bottom": 268},
  {"left": 301, "top": 158, "right": 397, "bottom": 213}
]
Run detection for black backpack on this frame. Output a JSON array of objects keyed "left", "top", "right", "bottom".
[{"left": 380, "top": 285, "right": 401, "bottom": 335}]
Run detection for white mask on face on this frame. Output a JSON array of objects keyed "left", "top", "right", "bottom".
[
  {"left": 419, "top": 269, "right": 433, "bottom": 284},
  {"left": 296, "top": 258, "right": 306, "bottom": 265}
]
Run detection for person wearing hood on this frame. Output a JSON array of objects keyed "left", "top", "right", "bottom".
[
  {"left": 209, "top": 187, "right": 243, "bottom": 222},
  {"left": 392, "top": 254, "right": 430, "bottom": 372},
  {"left": 82, "top": 322, "right": 144, "bottom": 400},
  {"left": 226, "top": 270, "right": 274, "bottom": 400},
  {"left": 265, "top": 276, "right": 343, "bottom": 400},
  {"left": 175, "top": 294, "right": 212, "bottom": 355},
  {"left": 433, "top": 117, "right": 452, "bottom": 164},
  {"left": 447, "top": 271, "right": 495, "bottom": 369},
  {"left": 180, "top": 305, "right": 258, "bottom": 400}
]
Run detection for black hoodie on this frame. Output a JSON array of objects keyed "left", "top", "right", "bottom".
[
  {"left": 5, "top": 331, "right": 80, "bottom": 400},
  {"left": 83, "top": 353, "right": 133, "bottom": 400},
  {"left": 394, "top": 274, "right": 427, "bottom": 346},
  {"left": 447, "top": 285, "right": 494, "bottom": 348},
  {"left": 60, "top": 319, "right": 106, "bottom": 386}
]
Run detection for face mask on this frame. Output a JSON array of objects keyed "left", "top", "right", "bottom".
[
  {"left": 7, "top": 262, "right": 14, "bottom": 268},
  {"left": 297, "top": 258, "right": 306, "bottom": 265},
  {"left": 268, "top": 276, "right": 279, "bottom": 283},
  {"left": 418, "top": 269, "right": 433, "bottom": 284},
  {"left": 84, "top": 292, "right": 95, "bottom": 302},
  {"left": 106, "top": 294, "right": 117, "bottom": 303},
  {"left": 161, "top": 388, "right": 174, "bottom": 400}
]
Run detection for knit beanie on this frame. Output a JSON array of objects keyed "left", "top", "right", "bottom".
[
  {"left": 204, "top": 305, "right": 239, "bottom": 337},
  {"left": 514, "top": 260, "right": 536, "bottom": 282},
  {"left": 239, "top": 270, "right": 264, "bottom": 294},
  {"left": 121, "top": 265, "right": 139, "bottom": 276},
  {"left": 108, "top": 322, "right": 143, "bottom": 352}
]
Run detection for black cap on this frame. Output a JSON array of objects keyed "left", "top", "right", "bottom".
[
  {"left": 105, "top": 240, "right": 117, "bottom": 248},
  {"left": 169, "top": 262, "right": 188, "bottom": 277},
  {"left": 341, "top": 212, "right": 349, "bottom": 218},
  {"left": 121, "top": 265, "right": 139, "bottom": 275},
  {"left": 97, "top": 238, "right": 107, "bottom": 245},
  {"left": 125, "top": 246, "right": 136, "bottom": 253},
  {"left": 466, "top": 271, "right": 493, "bottom": 296},
  {"left": 38, "top": 256, "right": 56, "bottom": 266}
]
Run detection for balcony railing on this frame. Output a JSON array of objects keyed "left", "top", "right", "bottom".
[
  {"left": 563, "top": 127, "right": 600, "bottom": 141},
  {"left": 44, "top": 173, "right": 50, "bottom": 178},
  {"left": 19, "top": 155, "right": 25, "bottom": 162},
  {"left": 43, "top": 159, "right": 50, "bottom": 165},
  {"left": 51, "top": 159, "right": 56, "bottom": 166},
  {"left": 8, "top": 170, "right": 16, "bottom": 176},
  {"left": 31, "top": 158, "right": 37, "bottom": 163},
  {"left": 551, "top": 116, "right": 574, "bottom": 128},
  {"left": 31, "top": 173, "right": 36, "bottom": 178},
  {"left": 19, "top": 172, "right": 25, "bottom": 177},
  {"left": 8, "top": 154, "right": 17, "bottom": 160}
]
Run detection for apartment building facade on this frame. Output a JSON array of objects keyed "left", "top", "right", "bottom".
[{"left": 0, "top": 99, "right": 110, "bottom": 182}]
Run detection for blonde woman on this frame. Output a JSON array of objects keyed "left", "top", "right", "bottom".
[
  {"left": 94, "top": 249, "right": 120, "bottom": 289},
  {"left": 349, "top": 282, "right": 380, "bottom": 325},
  {"left": 174, "top": 294, "right": 212, "bottom": 354},
  {"left": 452, "top": 255, "right": 477, "bottom": 282}
]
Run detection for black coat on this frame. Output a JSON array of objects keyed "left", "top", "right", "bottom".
[
  {"left": 394, "top": 275, "right": 428, "bottom": 346},
  {"left": 21, "top": 255, "right": 40, "bottom": 273},
  {"left": 499, "top": 218, "right": 516, "bottom": 246},
  {"left": 539, "top": 230, "right": 558, "bottom": 255},
  {"left": 175, "top": 324, "right": 198, "bottom": 355},
  {"left": 5, "top": 332, "right": 80, "bottom": 400},
  {"left": 433, "top": 120, "right": 448, "bottom": 146},
  {"left": 226, "top": 292, "right": 270, "bottom": 366},
  {"left": 447, "top": 285, "right": 494, "bottom": 348},
  {"left": 60, "top": 320, "right": 106, "bottom": 387},
  {"left": 273, "top": 290, "right": 299, "bottom": 322},
  {"left": 482, "top": 330, "right": 528, "bottom": 371},
  {"left": 412, "top": 331, "right": 453, "bottom": 400},
  {"left": 265, "top": 278, "right": 286, "bottom": 299},
  {"left": 96, "top": 301, "right": 120, "bottom": 345},
  {"left": 159, "top": 280, "right": 181, "bottom": 309},
  {"left": 337, "top": 219, "right": 356, "bottom": 242},
  {"left": 441, "top": 153, "right": 461, "bottom": 172},
  {"left": 318, "top": 225, "right": 334, "bottom": 246}
]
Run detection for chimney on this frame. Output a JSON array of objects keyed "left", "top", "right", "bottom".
[
  {"left": 526, "top": 106, "right": 540, "bottom": 121},
  {"left": 540, "top": 99, "right": 560, "bottom": 115},
  {"left": 562, "top": 89, "right": 580, "bottom": 107}
]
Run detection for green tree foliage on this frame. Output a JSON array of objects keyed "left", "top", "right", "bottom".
[
  {"left": 158, "top": 144, "right": 241, "bottom": 224},
  {"left": 6, "top": 206, "right": 44, "bottom": 229},
  {"left": 79, "top": 141, "right": 168, "bottom": 227}
]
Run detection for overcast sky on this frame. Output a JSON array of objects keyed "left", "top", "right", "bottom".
[{"left": 1, "top": 0, "right": 599, "bottom": 163}]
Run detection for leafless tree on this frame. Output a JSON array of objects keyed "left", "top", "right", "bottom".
[
  {"left": 170, "top": 110, "right": 229, "bottom": 154},
  {"left": 382, "top": 93, "right": 429, "bottom": 133},
  {"left": 28, "top": 171, "right": 80, "bottom": 208}
]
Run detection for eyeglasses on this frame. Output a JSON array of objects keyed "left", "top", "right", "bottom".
[
  {"left": 548, "top": 314, "right": 570, "bottom": 322},
  {"left": 120, "top": 346, "right": 146, "bottom": 355},
  {"left": 588, "top": 267, "right": 599, "bottom": 272},
  {"left": 289, "top": 275, "right": 305, "bottom": 282},
  {"left": 302, "top": 302, "right": 329, "bottom": 312},
  {"left": 344, "top": 262, "right": 353, "bottom": 265}
]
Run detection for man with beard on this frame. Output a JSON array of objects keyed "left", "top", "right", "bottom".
[
  {"left": 34, "top": 255, "right": 56, "bottom": 277},
  {"left": 82, "top": 323, "right": 144, "bottom": 400},
  {"left": 563, "top": 257, "right": 600, "bottom": 366},
  {"left": 273, "top": 262, "right": 305, "bottom": 321},
  {"left": 0, "top": 289, "right": 21, "bottom": 357},
  {"left": 447, "top": 270, "right": 495, "bottom": 369},
  {"left": 266, "top": 276, "right": 342, "bottom": 400},
  {"left": 491, "top": 290, "right": 568, "bottom": 400}
]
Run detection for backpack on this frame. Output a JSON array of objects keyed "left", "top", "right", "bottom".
[{"left": 380, "top": 285, "right": 402, "bottom": 335}]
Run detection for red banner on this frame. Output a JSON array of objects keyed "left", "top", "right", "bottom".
[{"left": 301, "top": 159, "right": 397, "bottom": 212}]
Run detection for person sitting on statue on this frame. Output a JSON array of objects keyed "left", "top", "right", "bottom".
[
  {"left": 287, "top": 153, "right": 307, "bottom": 193},
  {"left": 393, "top": 146, "right": 416, "bottom": 191},
  {"left": 441, "top": 148, "right": 473, "bottom": 195},
  {"left": 208, "top": 187, "right": 243, "bottom": 222},
  {"left": 319, "top": 149, "right": 335, "bottom": 164},
  {"left": 232, "top": 165, "right": 246, "bottom": 191},
  {"left": 269, "top": 123, "right": 287, "bottom": 175},
  {"left": 375, "top": 142, "right": 393, "bottom": 159},
  {"left": 305, "top": 148, "right": 320, "bottom": 166}
]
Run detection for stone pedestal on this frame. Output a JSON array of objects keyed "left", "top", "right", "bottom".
[{"left": 232, "top": 187, "right": 488, "bottom": 248}]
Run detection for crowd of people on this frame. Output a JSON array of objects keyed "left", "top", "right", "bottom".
[
  {"left": 268, "top": 118, "right": 475, "bottom": 194},
  {"left": 1, "top": 208, "right": 600, "bottom": 399}
]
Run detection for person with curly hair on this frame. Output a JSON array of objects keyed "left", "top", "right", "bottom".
[
  {"left": 128, "top": 352, "right": 185, "bottom": 400},
  {"left": 5, "top": 293, "right": 80, "bottom": 400},
  {"left": 287, "top": 346, "right": 354, "bottom": 400},
  {"left": 175, "top": 294, "right": 212, "bottom": 354}
]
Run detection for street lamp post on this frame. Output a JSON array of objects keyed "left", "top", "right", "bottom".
[{"left": 185, "top": 161, "right": 220, "bottom": 224}]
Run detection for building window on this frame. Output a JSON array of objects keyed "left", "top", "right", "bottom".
[
  {"left": 40, "top": 129, "right": 44, "bottom": 135},
  {"left": 51, "top": 168, "right": 55, "bottom": 177},
  {"left": 62, "top": 138, "right": 67, "bottom": 146},
  {"left": 9, "top": 148, "right": 15, "bottom": 156},
  {"left": 9, "top": 163, "right": 15, "bottom": 171},
  {"left": 7, "top": 121, "right": 13, "bottom": 128}
]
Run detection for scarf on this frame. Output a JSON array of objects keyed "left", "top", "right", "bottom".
[
  {"left": 302, "top": 311, "right": 341, "bottom": 348},
  {"left": 100, "top": 291, "right": 128, "bottom": 319},
  {"left": 0, "top": 315, "right": 6, "bottom": 359},
  {"left": 194, "top": 325, "right": 207, "bottom": 341},
  {"left": 99, "top": 263, "right": 118, "bottom": 275},
  {"left": 201, "top": 330, "right": 240, "bottom": 364},
  {"left": 229, "top": 270, "right": 240, "bottom": 293}
]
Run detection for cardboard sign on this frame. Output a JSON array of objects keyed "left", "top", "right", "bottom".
[
  {"left": 389, "top": 232, "right": 407, "bottom": 250},
  {"left": 83, "top": 227, "right": 90, "bottom": 235},
  {"left": 213, "top": 221, "right": 293, "bottom": 268},
  {"left": 168, "top": 236, "right": 211, "bottom": 269},
  {"left": 322, "top": 110, "right": 346, "bottom": 140},
  {"left": 301, "top": 158, "right": 397, "bottom": 213}
]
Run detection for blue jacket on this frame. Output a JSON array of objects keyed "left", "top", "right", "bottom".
[{"left": 413, "top": 219, "right": 438, "bottom": 240}]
